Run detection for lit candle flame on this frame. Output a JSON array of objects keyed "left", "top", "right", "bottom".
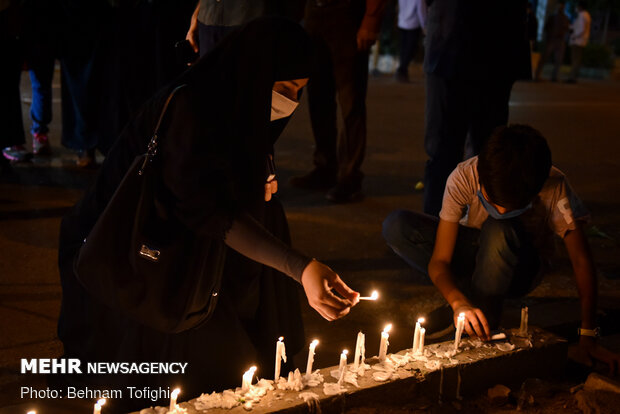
[
  {"left": 383, "top": 323, "right": 392, "bottom": 333},
  {"left": 278, "top": 336, "right": 284, "bottom": 342},
  {"left": 342, "top": 349, "right": 348, "bottom": 355},
  {"left": 27, "top": 411, "right": 36, "bottom": 414},
  {"left": 311, "top": 339, "right": 319, "bottom": 347},
  {"left": 458, "top": 312, "right": 465, "bottom": 319},
  {"left": 97, "top": 399, "right": 106, "bottom": 407},
  {"left": 418, "top": 317, "right": 425, "bottom": 324},
  {"left": 171, "top": 388, "right": 180, "bottom": 398}
]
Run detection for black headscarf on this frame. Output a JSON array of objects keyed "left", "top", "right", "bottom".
[{"left": 156, "top": 17, "right": 311, "bottom": 236}]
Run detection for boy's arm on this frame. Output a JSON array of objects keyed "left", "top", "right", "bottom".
[
  {"left": 564, "top": 223, "right": 620, "bottom": 375},
  {"left": 429, "top": 219, "right": 491, "bottom": 340}
]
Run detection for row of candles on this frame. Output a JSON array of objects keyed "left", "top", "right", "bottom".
[{"left": 23, "top": 289, "right": 529, "bottom": 414}]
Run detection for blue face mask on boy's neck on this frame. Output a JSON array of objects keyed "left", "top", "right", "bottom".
[{"left": 477, "top": 190, "right": 531, "bottom": 220}]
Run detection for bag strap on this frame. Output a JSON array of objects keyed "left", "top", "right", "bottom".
[{"left": 139, "top": 84, "right": 187, "bottom": 175}]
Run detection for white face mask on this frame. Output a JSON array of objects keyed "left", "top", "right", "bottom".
[{"left": 270, "top": 89, "right": 299, "bottom": 121}]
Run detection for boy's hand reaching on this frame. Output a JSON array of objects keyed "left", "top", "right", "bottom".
[
  {"left": 301, "top": 260, "right": 360, "bottom": 321},
  {"left": 576, "top": 336, "right": 620, "bottom": 376},
  {"left": 453, "top": 301, "right": 491, "bottom": 341}
]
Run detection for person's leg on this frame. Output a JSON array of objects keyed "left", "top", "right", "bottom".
[
  {"left": 382, "top": 210, "right": 439, "bottom": 275},
  {"left": 307, "top": 36, "right": 339, "bottom": 176},
  {"left": 467, "top": 78, "right": 514, "bottom": 157},
  {"left": 396, "top": 28, "right": 415, "bottom": 79},
  {"left": 469, "top": 217, "right": 541, "bottom": 327},
  {"left": 0, "top": 25, "right": 28, "bottom": 160},
  {"left": 534, "top": 41, "right": 551, "bottom": 80},
  {"left": 29, "top": 57, "right": 55, "bottom": 136},
  {"left": 551, "top": 40, "right": 566, "bottom": 82},
  {"left": 568, "top": 45, "right": 583, "bottom": 81},
  {"left": 423, "top": 73, "right": 470, "bottom": 216},
  {"left": 331, "top": 45, "right": 368, "bottom": 193},
  {"left": 28, "top": 56, "right": 55, "bottom": 155},
  {"left": 382, "top": 209, "right": 479, "bottom": 282}
]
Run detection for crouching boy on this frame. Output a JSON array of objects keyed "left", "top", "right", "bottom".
[{"left": 383, "top": 124, "right": 619, "bottom": 373}]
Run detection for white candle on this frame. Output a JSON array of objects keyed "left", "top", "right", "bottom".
[
  {"left": 491, "top": 332, "right": 507, "bottom": 341},
  {"left": 93, "top": 398, "right": 106, "bottom": 414},
  {"left": 359, "top": 290, "right": 379, "bottom": 301},
  {"left": 454, "top": 313, "right": 465, "bottom": 351},
  {"left": 305, "top": 339, "right": 319, "bottom": 379},
  {"left": 353, "top": 331, "right": 365, "bottom": 370},
  {"left": 337, "top": 349, "right": 348, "bottom": 385},
  {"left": 274, "top": 336, "right": 287, "bottom": 381},
  {"left": 378, "top": 323, "right": 392, "bottom": 362},
  {"left": 242, "top": 366, "right": 257, "bottom": 392},
  {"left": 412, "top": 317, "right": 425, "bottom": 354},
  {"left": 169, "top": 388, "right": 180, "bottom": 412},
  {"left": 519, "top": 306, "right": 529, "bottom": 335},
  {"left": 418, "top": 327, "right": 426, "bottom": 355},
  {"left": 360, "top": 332, "right": 366, "bottom": 366}
]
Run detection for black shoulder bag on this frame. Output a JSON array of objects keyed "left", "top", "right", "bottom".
[{"left": 75, "top": 85, "right": 225, "bottom": 333}]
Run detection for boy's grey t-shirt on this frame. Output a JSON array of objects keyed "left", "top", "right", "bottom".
[{"left": 440, "top": 156, "right": 589, "bottom": 255}]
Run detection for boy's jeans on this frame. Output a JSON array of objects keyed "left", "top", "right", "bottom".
[
  {"left": 382, "top": 210, "right": 542, "bottom": 325},
  {"left": 29, "top": 56, "right": 55, "bottom": 135}
]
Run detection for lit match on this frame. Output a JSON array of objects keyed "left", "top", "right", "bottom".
[{"left": 359, "top": 290, "right": 379, "bottom": 301}]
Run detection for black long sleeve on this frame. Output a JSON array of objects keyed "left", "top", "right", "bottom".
[{"left": 224, "top": 212, "right": 311, "bottom": 283}]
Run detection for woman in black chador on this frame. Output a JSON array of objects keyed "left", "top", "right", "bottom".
[{"left": 56, "top": 17, "right": 359, "bottom": 412}]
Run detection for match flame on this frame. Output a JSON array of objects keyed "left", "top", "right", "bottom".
[
  {"left": 370, "top": 291, "right": 379, "bottom": 300},
  {"left": 383, "top": 323, "right": 392, "bottom": 334}
]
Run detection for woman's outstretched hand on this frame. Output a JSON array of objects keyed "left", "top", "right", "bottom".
[{"left": 301, "top": 260, "right": 360, "bottom": 321}]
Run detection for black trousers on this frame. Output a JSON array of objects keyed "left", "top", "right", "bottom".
[
  {"left": 397, "top": 27, "right": 422, "bottom": 76},
  {"left": 423, "top": 73, "right": 514, "bottom": 216},
  {"left": 304, "top": 0, "right": 369, "bottom": 186}
]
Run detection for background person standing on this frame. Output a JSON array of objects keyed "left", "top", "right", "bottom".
[
  {"left": 566, "top": 1, "right": 591, "bottom": 83},
  {"left": 422, "top": 0, "right": 531, "bottom": 217},
  {"left": 534, "top": 1, "right": 570, "bottom": 82},
  {"left": 395, "top": 0, "right": 427, "bottom": 83},
  {"left": 290, "top": 0, "right": 388, "bottom": 203}
]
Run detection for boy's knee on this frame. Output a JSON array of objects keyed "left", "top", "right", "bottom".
[{"left": 382, "top": 209, "right": 412, "bottom": 245}]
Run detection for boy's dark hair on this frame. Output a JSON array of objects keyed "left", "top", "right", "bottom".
[{"left": 478, "top": 124, "right": 552, "bottom": 210}]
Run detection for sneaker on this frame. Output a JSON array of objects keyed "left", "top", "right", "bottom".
[
  {"left": 424, "top": 303, "right": 456, "bottom": 340},
  {"left": 2, "top": 145, "right": 33, "bottom": 162},
  {"left": 76, "top": 149, "right": 96, "bottom": 168},
  {"left": 32, "top": 132, "right": 51, "bottom": 155},
  {"left": 289, "top": 167, "right": 337, "bottom": 191},
  {"left": 325, "top": 181, "right": 363, "bottom": 203}
]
